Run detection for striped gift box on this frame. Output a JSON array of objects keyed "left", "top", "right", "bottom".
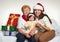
[
  {"left": 3, "top": 31, "right": 17, "bottom": 36},
  {"left": 1, "top": 26, "right": 17, "bottom": 31}
]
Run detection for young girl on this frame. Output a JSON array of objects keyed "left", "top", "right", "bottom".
[{"left": 25, "top": 13, "right": 36, "bottom": 33}]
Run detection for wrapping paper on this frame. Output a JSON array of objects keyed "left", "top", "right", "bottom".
[
  {"left": 1, "top": 26, "right": 16, "bottom": 31},
  {"left": 7, "top": 13, "right": 20, "bottom": 26}
]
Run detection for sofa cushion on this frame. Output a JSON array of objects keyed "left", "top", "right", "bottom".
[
  {"left": 51, "top": 19, "right": 60, "bottom": 36},
  {"left": 49, "top": 36, "right": 60, "bottom": 42},
  {"left": 2, "top": 36, "right": 17, "bottom": 42}
]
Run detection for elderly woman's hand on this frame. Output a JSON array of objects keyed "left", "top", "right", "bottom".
[{"left": 24, "top": 33, "right": 31, "bottom": 38}]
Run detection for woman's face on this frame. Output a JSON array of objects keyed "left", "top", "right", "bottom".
[
  {"left": 34, "top": 9, "right": 42, "bottom": 17},
  {"left": 23, "top": 7, "right": 30, "bottom": 16},
  {"left": 29, "top": 16, "right": 34, "bottom": 21}
]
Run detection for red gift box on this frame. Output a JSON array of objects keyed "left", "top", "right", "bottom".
[{"left": 7, "top": 13, "right": 20, "bottom": 26}]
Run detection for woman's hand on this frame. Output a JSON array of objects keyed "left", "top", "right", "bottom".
[
  {"left": 44, "top": 25, "right": 52, "bottom": 31},
  {"left": 41, "top": 25, "right": 52, "bottom": 31},
  {"left": 36, "top": 23, "right": 52, "bottom": 31},
  {"left": 36, "top": 23, "right": 41, "bottom": 28}
]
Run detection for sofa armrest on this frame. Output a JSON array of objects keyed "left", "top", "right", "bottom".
[{"left": 51, "top": 19, "right": 60, "bottom": 36}]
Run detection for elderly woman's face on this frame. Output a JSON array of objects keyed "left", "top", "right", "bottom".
[
  {"left": 23, "top": 7, "right": 30, "bottom": 16},
  {"left": 34, "top": 9, "right": 41, "bottom": 17}
]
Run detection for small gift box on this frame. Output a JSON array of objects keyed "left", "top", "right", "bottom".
[
  {"left": 2, "top": 26, "right": 7, "bottom": 31},
  {"left": 10, "top": 26, "right": 17, "bottom": 31},
  {"left": 3, "top": 31, "right": 17, "bottom": 36},
  {"left": 7, "top": 13, "right": 20, "bottom": 26},
  {"left": 1, "top": 26, "right": 17, "bottom": 31}
]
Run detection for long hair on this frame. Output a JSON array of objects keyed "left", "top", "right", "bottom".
[{"left": 33, "top": 10, "right": 52, "bottom": 24}]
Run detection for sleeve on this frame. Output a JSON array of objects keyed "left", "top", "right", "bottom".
[
  {"left": 37, "top": 21, "right": 44, "bottom": 25},
  {"left": 43, "top": 16, "right": 54, "bottom": 30},
  {"left": 17, "top": 17, "right": 24, "bottom": 29}
]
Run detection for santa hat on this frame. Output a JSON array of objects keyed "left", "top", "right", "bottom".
[{"left": 33, "top": 3, "right": 44, "bottom": 12}]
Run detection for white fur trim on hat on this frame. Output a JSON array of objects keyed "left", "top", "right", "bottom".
[
  {"left": 33, "top": 3, "right": 44, "bottom": 12},
  {"left": 33, "top": 5, "right": 43, "bottom": 10},
  {"left": 28, "top": 14, "right": 34, "bottom": 17}
]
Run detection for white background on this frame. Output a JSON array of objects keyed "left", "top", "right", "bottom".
[{"left": 0, "top": 0, "right": 60, "bottom": 30}]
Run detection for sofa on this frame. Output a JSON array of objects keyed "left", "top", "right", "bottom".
[{"left": 0, "top": 18, "right": 60, "bottom": 42}]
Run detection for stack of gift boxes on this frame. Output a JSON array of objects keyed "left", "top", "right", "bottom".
[{"left": 1, "top": 14, "right": 20, "bottom": 36}]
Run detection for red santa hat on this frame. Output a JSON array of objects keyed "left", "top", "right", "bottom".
[{"left": 33, "top": 3, "right": 44, "bottom": 12}]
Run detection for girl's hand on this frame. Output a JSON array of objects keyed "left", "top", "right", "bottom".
[
  {"left": 25, "top": 26, "right": 30, "bottom": 29},
  {"left": 44, "top": 25, "right": 52, "bottom": 31},
  {"left": 29, "top": 27, "right": 37, "bottom": 36},
  {"left": 29, "top": 30, "right": 35, "bottom": 36}
]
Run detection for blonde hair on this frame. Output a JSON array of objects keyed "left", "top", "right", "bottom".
[{"left": 21, "top": 5, "right": 31, "bottom": 12}]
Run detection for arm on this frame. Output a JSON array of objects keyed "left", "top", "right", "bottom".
[
  {"left": 17, "top": 28, "right": 31, "bottom": 38},
  {"left": 17, "top": 17, "right": 30, "bottom": 38},
  {"left": 43, "top": 16, "right": 54, "bottom": 30},
  {"left": 17, "top": 28, "right": 26, "bottom": 35},
  {"left": 29, "top": 26, "right": 38, "bottom": 36},
  {"left": 36, "top": 23, "right": 52, "bottom": 31},
  {"left": 36, "top": 16, "right": 53, "bottom": 31}
]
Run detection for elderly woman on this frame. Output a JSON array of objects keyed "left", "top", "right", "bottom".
[{"left": 16, "top": 5, "right": 35, "bottom": 42}]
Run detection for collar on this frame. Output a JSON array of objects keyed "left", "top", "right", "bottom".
[{"left": 22, "top": 15, "right": 28, "bottom": 21}]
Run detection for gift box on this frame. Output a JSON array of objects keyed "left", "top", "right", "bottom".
[
  {"left": 10, "top": 26, "right": 17, "bottom": 31},
  {"left": 7, "top": 13, "right": 20, "bottom": 26},
  {"left": 1, "top": 26, "right": 17, "bottom": 31},
  {"left": 2, "top": 26, "right": 7, "bottom": 31},
  {"left": 3, "top": 31, "right": 17, "bottom": 36}
]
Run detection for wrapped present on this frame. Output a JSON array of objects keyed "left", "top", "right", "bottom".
[
  {"left": 1, "top": 26, "right": 17, "bottom": 31},
  {"left": 2, "top": 26, "right": 7, "bottom": 31},
  {"left": 7, "top": 13, "right": 20, "bottom": 26},
  {"left": 3, "top": 31, "right": 17, "bottom": 36}
]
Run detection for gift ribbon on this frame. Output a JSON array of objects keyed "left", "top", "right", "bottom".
[{"left": 7, "top": 26, "right": 10, "bottom": 31}]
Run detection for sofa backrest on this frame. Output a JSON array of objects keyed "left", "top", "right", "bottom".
[{"left": 51, "top": 19, "right": 60, "bottom": 36}]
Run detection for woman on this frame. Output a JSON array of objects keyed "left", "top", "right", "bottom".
[
  {"left": 33, "top": 3, "right": 55, "bottom": 42},
  {"left": 16, "top": 5, "right": 35, "bottom": 42}
]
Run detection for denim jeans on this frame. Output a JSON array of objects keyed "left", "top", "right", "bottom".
[{"left": 16, "top": 33, "right": 35, "bottom": 42}]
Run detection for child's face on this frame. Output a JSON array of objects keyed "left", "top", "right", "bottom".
[{"left": 29, "top": 16, "right": 35, "bottom": 21}]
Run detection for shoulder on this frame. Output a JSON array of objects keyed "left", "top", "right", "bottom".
[
  {"left": 43, "top": 16, "right": 49, "bottom": 21},
  {"left": 25, "top": 21, "right": 30, "bottom": 24},
  {"left": 18, "top": 15, "right": 25, "bottom": 22},
  {"left": 18, "top": 16, "right": 23, "bottom": 21}
]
